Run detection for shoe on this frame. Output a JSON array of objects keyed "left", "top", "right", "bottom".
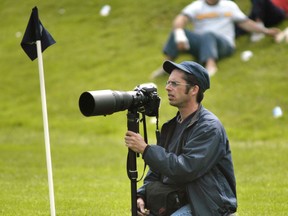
[
  {"left": 150, "top": 67, "right": 166, "bottom": 79},
  {"left": 250, "top": 32, "right": 265, "bottom": 42},
  {"left": 250, "top": 22, "right": 265, "bottom": 42}
]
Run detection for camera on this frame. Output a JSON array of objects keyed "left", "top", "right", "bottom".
[{"left": 79, "top": 83, "right": 161, "bottom": 117}]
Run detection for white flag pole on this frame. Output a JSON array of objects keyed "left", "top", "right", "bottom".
[{"left": 36, "top": 40, "right": 56, "bottom": 216}]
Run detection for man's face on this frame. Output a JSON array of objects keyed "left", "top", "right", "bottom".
[{"left": 165, "top": 69, "right": 193, "bottom": 108}]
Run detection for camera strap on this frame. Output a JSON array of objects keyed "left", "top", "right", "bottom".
[
  {"left": 137, "top": 113, "right": 160, "bottom": 182},
  {"left": 136, "top": 113, "right": 148, "bottom": 182},
  {"left": 155, "top": 114, "right": 160, "bottom": 144}
]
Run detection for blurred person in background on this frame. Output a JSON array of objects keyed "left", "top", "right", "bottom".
[
  {"left": 125, "top": 60, "right": 237, "bottom": 216},
  {"left": 237, "top": 0, "right": 288, "bottom": 42},
  {"left": 150, "top": 0, "right": 280, "bottom": 78}
]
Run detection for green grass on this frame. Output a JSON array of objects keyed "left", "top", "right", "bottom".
[{"left": 1, "top": 0, "right": 288, "bottom": 215}]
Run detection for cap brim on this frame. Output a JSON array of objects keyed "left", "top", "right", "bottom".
[{"left": 163, "top": 60, "right": 191, "bottom": 74}]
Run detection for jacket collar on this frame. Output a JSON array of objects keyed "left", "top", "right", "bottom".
[
  {"left": 187, "top": 103, "right": 203, "bottom": 127},
  {"left": 173, "top": 103, "right": 203, "bottom": 127}
]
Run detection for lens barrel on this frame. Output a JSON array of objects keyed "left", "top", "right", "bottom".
[{"left": 79, "top": 90, "right": 136, "bottom": 116}]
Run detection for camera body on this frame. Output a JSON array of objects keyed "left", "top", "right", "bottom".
[{"left": 79, "top": 83, "right": 160, "bottom": 117}]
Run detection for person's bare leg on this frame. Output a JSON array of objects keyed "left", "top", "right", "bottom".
[{"left": 205, "top": 58, "right": 218, "bottom": 77}]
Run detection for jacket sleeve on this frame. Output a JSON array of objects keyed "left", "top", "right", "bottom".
[{"left": 142, "top": 117, "right": 227, "bottom": 184}]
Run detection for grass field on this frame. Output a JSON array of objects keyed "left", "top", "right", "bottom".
[{"left": 1, "top": 0, "right": 288, "bottom": 215}]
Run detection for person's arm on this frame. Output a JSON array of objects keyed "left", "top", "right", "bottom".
[
  {"left": 172, "top": 14, "right": 190, "bottom": 50},
  {"left": 237, "top": 19, "right": 281, "bottom": 37},
  {"left": 142, "top": 122, "right": 227, "bottom": 184},
  {"left": 173, "top": 14, "right": 189, "bottom": 29}
]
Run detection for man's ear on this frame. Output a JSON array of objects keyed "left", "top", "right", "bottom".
[{"left": 191, "top": 85, "right": 199, "bottom": 95}]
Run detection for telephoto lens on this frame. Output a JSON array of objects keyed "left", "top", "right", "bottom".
[
  {"left": 79, "top": 90, "right": 136, "bottom": 116},
  {"left": 79, "top": 83, "right": 160, "bottom": 117}
]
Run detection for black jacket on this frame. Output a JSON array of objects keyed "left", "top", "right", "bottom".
[{"left": 138, "top": 105, "right": 237, "bottom": 215}]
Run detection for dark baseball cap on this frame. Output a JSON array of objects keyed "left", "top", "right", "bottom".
[{"left": 163, "top": 60, "right": 210, "bottom": 92}]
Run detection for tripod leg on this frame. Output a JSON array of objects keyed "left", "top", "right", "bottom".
[{"left": 127, "top": 110, "right": 139, "bottom": 216}]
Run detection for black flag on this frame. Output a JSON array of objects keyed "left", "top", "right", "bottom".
[{"left": 21, "top": 7, "right": 56, "bottom": 61}]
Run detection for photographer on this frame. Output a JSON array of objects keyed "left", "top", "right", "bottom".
[{"left": 125, "top": 60, "right": 237, "bottom": 216}]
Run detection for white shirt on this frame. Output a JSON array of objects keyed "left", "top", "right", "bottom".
[{"left": 182, "top": 0, "right": 247, "bottom": 46}]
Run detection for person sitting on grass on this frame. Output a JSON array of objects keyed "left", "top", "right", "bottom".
[{"left": 150, "top": 0, "right": 280, "bottom": 78}]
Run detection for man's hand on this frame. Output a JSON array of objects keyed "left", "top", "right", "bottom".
[
  {"left": 125, "top": 131, "right": 148, "bottom": 154},
  {"left": 137, "top": 197, "right": 150, "bottom": 216}
]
